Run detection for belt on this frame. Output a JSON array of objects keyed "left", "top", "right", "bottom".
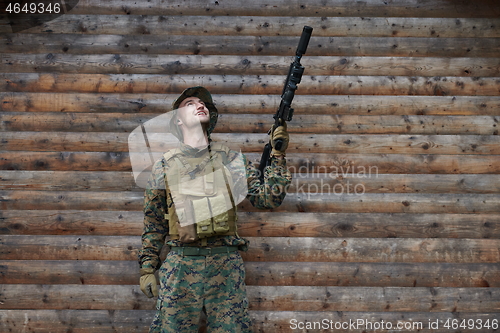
[{"left": 170, "top": 246, "right": 239, "bottom": 256}]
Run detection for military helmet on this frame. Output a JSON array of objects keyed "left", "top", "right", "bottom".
[{"left": 170, "top": 86, "right": 218, "bottom": 138}]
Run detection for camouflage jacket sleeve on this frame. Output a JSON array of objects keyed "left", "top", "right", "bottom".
[
  {"left": 138, "top": 158, "right": 168, "bottom": 271},
  {"left": 245, "top": 155, "right": 292, "bottom": 209}
]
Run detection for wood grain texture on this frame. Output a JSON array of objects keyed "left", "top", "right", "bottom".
[
  {"left": 247, "top": 286, "right": 500, "bottom": 312},
  {"left": 0, "top": 284, "right": 498, "bottom": 312},
  {"left": 1, "top": 210, "right": 499, "bottom": 239},
  {"left": 5, "top": 15, "right": 498, "bottom": 38},
  {"left": 0, "top": 210, "right": 143, "bottom": 235},
  {"left": 2, "top": 152, "right": 499, "bottom": 174},
  {"left": 2, "top": 73, "right": 499, "bottom": 95},
  {"left": 1, "top": 310, "right": 499, "bottom": 333},
  {"left": 2, "top": 112, "right": 500, "bottom": 135},
  {"left": 53, "top": 0, "right": 500, "bottom": 18},
  {"left": 2, "top": 171, "right": 500, "bottom": 194},
  {"left": 2, "top": 132, "right": 500, "bottom": 154},
  {"left": 1, "top": 236, "right": 499, "bottom": 263},
  {"left": 0, "top": 261, "right": 498, "bottom": 288},
  {"left": 2, "top": 34, "right": 500, "bottom": 57},
  {"left": 2, "top": 56, "right": 498, "bottom": 76},
  {"left": 3, "top": 92, "right": 499, "bottom": 115},
  {"left": 1, "top": 189, "right": 500, "bottom": 213}
]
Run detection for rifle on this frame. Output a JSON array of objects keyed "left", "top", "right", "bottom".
[{"left": 258, "top": 25, "right": 313, "bottom": 180}]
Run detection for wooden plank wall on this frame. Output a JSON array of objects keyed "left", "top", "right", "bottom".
[{"left": 1, "top": 0, "right": 500, "bottom": 332}]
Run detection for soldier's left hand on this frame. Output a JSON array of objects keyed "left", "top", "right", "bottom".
[
  {"left": 270, "top": 120, "right": 289, "bottom": 156},
  {"left": 140, "top": 268, "right": 158, "bottom": 298}
]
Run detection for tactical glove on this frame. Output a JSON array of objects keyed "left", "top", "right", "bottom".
[
  {"left": 139, "top": 268, "right": 158, "bottom": 298},
  {"left": 270, "top": 120, "right": 289, "bottom": 157}
]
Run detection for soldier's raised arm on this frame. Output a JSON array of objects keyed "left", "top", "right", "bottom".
[{"left": 246, "top": 123, "right": 292, "bottom": 209}]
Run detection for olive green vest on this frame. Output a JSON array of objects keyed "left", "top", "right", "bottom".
[{"left": 163, "top": 143, "right": 238, "bottom": 243}]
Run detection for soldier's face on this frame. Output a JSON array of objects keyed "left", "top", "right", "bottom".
[{"left": 177, "top": 97, "right": 210, "bottom": 130}]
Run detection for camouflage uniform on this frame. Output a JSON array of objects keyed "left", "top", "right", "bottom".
[{"left": 139, "top": 142, "right": 291, "bottom": 333}]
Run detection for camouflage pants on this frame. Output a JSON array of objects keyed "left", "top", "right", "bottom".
[{"left": 149, "top": 249, "right": 252, "bottom": 333}]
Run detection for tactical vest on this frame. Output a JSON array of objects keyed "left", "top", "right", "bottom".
[{"left": 163, "top": 143, "right": 238, "bottom": 243}]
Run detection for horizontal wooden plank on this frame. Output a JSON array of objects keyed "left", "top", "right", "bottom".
[
  {"left": 249, "top": 286, "right": 500, "bottom": 312},
  {"left": 0, "top": 210, "right": 144, "bottom": 235},
  {"left": 1, "top": 310, "right": 499, "bottom": 333},
  {"left": 2, "top": 151, "right": 499, "bottom": 174},
  {"left": 284, "top": 153, "right": 500, "bottom": 175},
  {"left": 0, "top": 310, "right": 152, "bottom": 333},
  {"left": 0, "top": 208, "right": 495, "bottom": 242},
  {"left": 276, "top": 114, "right": 500, "bottom": 135},
  {"left": 2, "top": 210, "right": 499, "bottom": 239},
  {"left": 0, "top": 235, "right": 139, "bottom": 261},
  {"left": 57, "top": 0, "right": 500, "bottom": 18},
  {"left": 3, "top": 132, "right": 500, "bottom": 154},
  {"left": 0, "top": 131, "right": 128, "bottom": 152},
  {"left": 236, "top": 212, "right": 500, "bottom": 239},
  {"left": 153, "top": 235, "right": 489, "bottom": 263},
  {"left": 2, "top": 236, "right": 499, "bottom": 263},
  {"left": 245, "top": 262, "right": 499, "bottom": 288},
  {"left": 7, "top": 15, "right": 499, "bottom": 38},
  {"left": 232, "top": 133, "right": 472, "bottom": 154},
  {"left": 3, "top": 93, "right": 500, "bottom": 116},
  {"left": 0, "top": 151, "right": 134, "bottom": 171},
  {"left": 0, "top": 53, "right": 500, "bottom": 80},
  {"left": 0, "top": 284, "right": 152, "bottom": 310},
  {"left": 0, "top": 171, "right": 140, "bottom": 191},
  {"left": 1, "top": 190, "right": 500, "bottom": 213},
  {"left": 0, "top": 284, "right": 498, "bottom": 312},
  {"left": 3, "top": 171, "right": 500, "bottom": 195},
  {"left": 0, "top": 260, "right": 138, "bottom": 285},
  {"left": 2, "top": 112, "right": 500, "bottom": 135},
  {"left": 1, "top": 260, "right": 498, "bottom": 288},
  {"left": 285, "top": 174, "right": 500, "bottom": 194},
  {"left": 27, "top": 130, "right": 500, "bottom": 155},
  {"left": 3, "top": 73, "right": 499, "bottom": 96},
  {"left": 240, "top": 193, "right": 500, "bottom": 214},
  {"left": 0, "top": 189, "right": 142, "bottom": 211},
  {"left": 0, "top": 112, "right": 152, "bottom": 133},
  {"left": 242, "top": 237, "right": 500, "bottom": 263},
  {"left": 1, "top": 34, "right": 499, "bottom": 57},
  {"left": 2, "top": 55, "right": 498, "bottom": 76},
  {"left": 251, "top": 212, "right": 500, "bottom": 239}
]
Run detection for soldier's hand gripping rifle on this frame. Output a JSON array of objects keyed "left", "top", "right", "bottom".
[{"left": 258, "top": 26, "right": 313, "bottom": 180}]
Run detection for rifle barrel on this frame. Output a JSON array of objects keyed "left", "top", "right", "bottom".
[{"left": 296, "top": 26, "right": 313, "bottom": 56}]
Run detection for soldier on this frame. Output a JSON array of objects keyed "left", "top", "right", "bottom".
[{"left": 138, "top": 86, "right": 291, "bottom": 332}]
